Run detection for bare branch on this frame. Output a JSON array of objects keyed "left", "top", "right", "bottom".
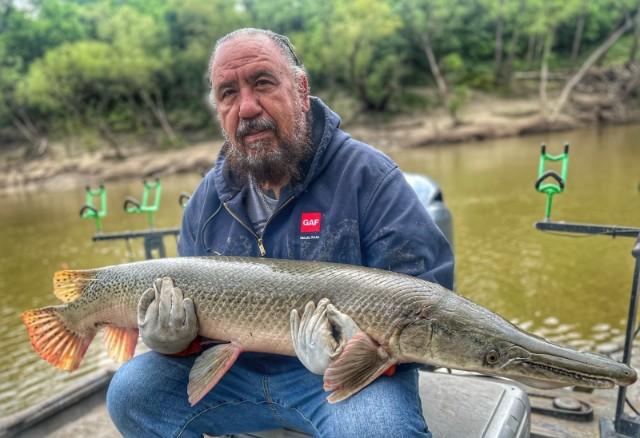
[{"left": 551, "top": 17, "right": 633, "bottom": 120}]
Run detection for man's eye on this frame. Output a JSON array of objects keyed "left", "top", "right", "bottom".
[
  {"left": 220, "top": 89, "right": 236, "bottom": 99},
  {"left": 256, "top": 79, "right": 272, "bottom": 87}
]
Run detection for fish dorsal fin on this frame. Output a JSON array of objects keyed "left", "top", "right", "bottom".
[
  {"left": 187, "top": 343, "right": 242, "bottom": 406},
  {"left": 323, "top": 332, "right": 396, "bottom": 404},
  {"left": 103, "top": 326, "right": 139, "bottom": 362},
  {"left": 53, "top": 270, "right": 99, "bottom": 303},
  {"left": 21, "top": 307, "right": 95, "bottom": 371}
]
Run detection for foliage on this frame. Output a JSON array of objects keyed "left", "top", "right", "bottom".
[{"left": 0, "top": 0, "right": 638, "bottom": 151}]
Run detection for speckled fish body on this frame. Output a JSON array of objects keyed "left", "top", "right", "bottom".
[
  {"left": 21, "top": 256, "right": 637, "bottom": 405},
  {"left": 52, "top": 256, "right": 432, "bottom": 356}
]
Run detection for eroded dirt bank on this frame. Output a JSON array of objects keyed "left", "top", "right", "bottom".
[{"left": 2, "top": 91, "right": 639, "bottom": 196}]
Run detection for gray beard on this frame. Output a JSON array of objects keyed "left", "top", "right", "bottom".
[{"left": 223, "top": 110, "right": 313, "bottom": 187}]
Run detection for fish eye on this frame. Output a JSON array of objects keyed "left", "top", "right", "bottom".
[{"left": 486, "top": 350, "right": 500, "bottom": 364}]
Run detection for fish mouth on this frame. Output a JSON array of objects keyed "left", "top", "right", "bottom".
[
  {"left": 501, "top": 349, "right": 636, "bottom": 389},
  {"left": 514, "top": 359, "right": 617, "bottom": 388}
]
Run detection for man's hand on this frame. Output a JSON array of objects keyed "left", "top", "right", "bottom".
[
  {"left": 290, "top": 298, "right": 361, "bottom": 375},
  {"left": 137, "top": 277, "right": 198, "bottom": 354}
]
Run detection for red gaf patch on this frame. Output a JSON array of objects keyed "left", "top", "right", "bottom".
[{"left": 300, "top": 212, "right": 321, "bottom": 233}]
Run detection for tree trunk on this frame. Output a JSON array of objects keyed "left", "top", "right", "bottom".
[
  {"left": 9, "top": 108, "right": 48, "bottom": 158},
  {"left": 97, "top": 122, "right": 125, "bottom": 159},
  {"left": 420, "top": 33, "right": 458, "bottom": 123},
  {"left": 539, "top": 32, "right": 553, "bottom": 116},
  {"left": 499, "top": 1, "right": 525, "bottom": 85},
  {"left": 140, "top": 89, "right": 179, "bottom": 146},
  {"left": 526, "top": 34, "right": 535, "bottom": 64},
  {"left": 494, "top": 0, "right": 505, "bottom": 77},
  {"left": 551, "top": 17, "right": 633, "bottom": 120},
  {"left": 500, "top": 27, "right": 521, "bottom": 85},
  {"left": 347, "top": 38, "right": 371, "bottom": 110},
  {"left": 571, "top": 14, "right": 585, "bottom": 67},
  {"left": 421, "top": 34, "right": 450, "bottom": 106},
  {"left": 629, "top": 1, "right": 640, "bottom": 64},
  {"left": 535, "top": 34, "right": 545, "bottom": 63},
  {"left": 0, "top": 1, "right": 12, "bottom": 34}
]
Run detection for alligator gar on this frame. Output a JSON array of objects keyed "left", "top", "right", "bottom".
[{"left": 21, "top": 256, "right": 636, "bottom": 405}]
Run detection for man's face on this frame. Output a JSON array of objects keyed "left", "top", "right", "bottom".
[{"left": 210, "top": 34, "right": 311, "bottom": 185}]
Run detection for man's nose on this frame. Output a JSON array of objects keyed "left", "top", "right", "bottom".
[{"left": 238, "top": 89, "right": 262, "bottom": 119}]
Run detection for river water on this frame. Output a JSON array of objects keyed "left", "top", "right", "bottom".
[{"left": 1, "top": 124, "right": 639, "bottom": 417}]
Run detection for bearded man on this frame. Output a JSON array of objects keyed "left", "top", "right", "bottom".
[{"left": 107, "top": 28, "right": 453, "bottom": 437}]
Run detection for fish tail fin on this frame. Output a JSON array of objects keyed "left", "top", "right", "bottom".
[
  {"left": 53, "top": 269, "right": 100, "bottom": 303},
  {"left": 103, "top": 325, "right": 139, "bottom": 362},
  {"left": 21, "top": 306, "right": 95, "bottom": 371}
]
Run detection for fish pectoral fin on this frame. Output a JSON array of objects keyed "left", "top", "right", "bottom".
[
  {"left": 323, "top": 332, "right": 396, "bottom": 404},
  {"left": 103, "top": 326, "right": 139, "bottom": 362},
  {"left": 187, "top": 342, "right": 242, "bottom": 406}
]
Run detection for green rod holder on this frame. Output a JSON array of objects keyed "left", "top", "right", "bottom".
[
  {"left": 124, "top": 178, "right": 162, "bottom": 228},
  {"left": 535, "top": 143, "right": 570, "bottom": 220},
  {"left": 79, "top": 184, "right": 108, "bottom": 232},
  {"left": 178, "top": 192, "right": 191, "bottom": 209}
]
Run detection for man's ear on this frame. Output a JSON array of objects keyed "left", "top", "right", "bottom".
[{"left": 297, "top": 74, "right": 310, "bottom": 112}]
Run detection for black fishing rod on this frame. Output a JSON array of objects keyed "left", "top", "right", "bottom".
[{"left": 535, "top": 143, "right": 640, "bottom": 437}]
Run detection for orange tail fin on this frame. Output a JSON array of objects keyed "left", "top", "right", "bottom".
[{"left": 21, "top": 307, "right": 95, "bottom": 371}]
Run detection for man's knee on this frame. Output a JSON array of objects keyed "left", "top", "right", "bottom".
[
  {"left": 320, "top": 370, "right": 431, "bottom": 438},
  {"left": 106, "top": 352, "right": 193, "bottom": 431},
  {"left": 107, "top": 356, "right": 152, "bottom": 426},
  {"left": 324, "top": 401, "right": 430, "bottom": 438}
]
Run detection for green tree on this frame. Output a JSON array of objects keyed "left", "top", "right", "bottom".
[
  {"left": 95, "top": 5, "right": 179, "bottom": 145},
  {"left": 399, "top": 0, "right": 480, "bottom": 123},
  {"left": 16, "top": 40, "right": 159, "bottom": 157},
  {"left": 296, "top": 0, "right": 403, "bottom": 111},
  {"left": 0, "top": 1, "right": 87, "bottom": 156},
  {"left": 520, "top": 0, "right": 582, "bottom": 113},
  {"left": 164, "top": 0, "right": 247, "bottom": 128}
]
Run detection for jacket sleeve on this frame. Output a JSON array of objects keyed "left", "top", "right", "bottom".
[{"left": 361, "top": 166, "right": 454, "bottom": 290}]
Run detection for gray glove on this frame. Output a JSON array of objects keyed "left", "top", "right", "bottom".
[
  {"left": 290, "top": 298, "right": 361, "bottom": 375},
  {"left": 137, "top": 277, "right": 198, "bottom": 354}
]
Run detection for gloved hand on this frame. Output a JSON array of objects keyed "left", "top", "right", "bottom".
[
  {"left": 137, "top": 277, "right": 198, "bottom": 354},
  {"left": 290, "top": 298, "right": 361, "bottom": 375}
]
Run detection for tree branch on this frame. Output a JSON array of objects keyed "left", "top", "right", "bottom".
[{"left": 551, "top": 17, "right": 633, "bottom": 120}]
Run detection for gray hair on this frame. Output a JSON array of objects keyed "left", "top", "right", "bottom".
[{"left": 207, "top": 28, "right": 307, "bottom": 108}]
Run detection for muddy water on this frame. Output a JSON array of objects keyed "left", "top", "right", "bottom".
[{"left": 1, "top": 124, "right": 639, "bottom": 416}]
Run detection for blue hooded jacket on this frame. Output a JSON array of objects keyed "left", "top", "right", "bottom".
[{"left": 179, "top": 97, "right": 454, "bottom": 290}]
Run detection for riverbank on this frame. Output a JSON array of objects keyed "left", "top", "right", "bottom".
[{"left": 2, "top": 90, "right": 639, "bottom": 196}]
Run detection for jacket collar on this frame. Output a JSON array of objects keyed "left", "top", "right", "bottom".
[{"left": 213, "top": 97, "right": 342, "bottom": 203}]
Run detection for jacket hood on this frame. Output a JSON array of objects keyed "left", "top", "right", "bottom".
[{"left": 212, "top": 97, "right": 344, "bottom": 201}]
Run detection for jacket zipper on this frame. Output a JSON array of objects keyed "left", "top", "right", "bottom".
[{"left": 223, "top": 195, "right": 295, "bottom": 257}]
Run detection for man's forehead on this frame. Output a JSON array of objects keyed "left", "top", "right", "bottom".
[{"left": 211, "top": 34, "right": 289, "bottom": 83}]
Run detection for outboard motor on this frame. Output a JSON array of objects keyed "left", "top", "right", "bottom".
[{"left": 404, "top": 173, "right": 454, "bottom": 248}]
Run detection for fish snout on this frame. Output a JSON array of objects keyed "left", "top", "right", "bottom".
[{"left": 617, "top": 364, "right": 637, "bottom": 387}]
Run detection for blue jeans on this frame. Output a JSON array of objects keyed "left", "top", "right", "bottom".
[{"left": 107, "top": 351, "right": 432, "bottom": 438}]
